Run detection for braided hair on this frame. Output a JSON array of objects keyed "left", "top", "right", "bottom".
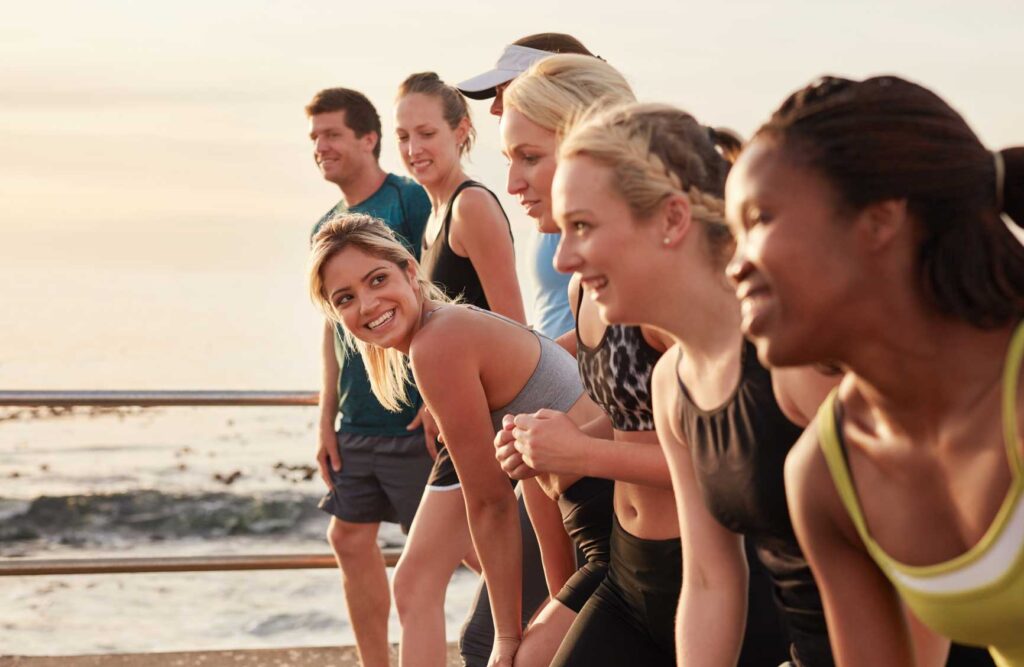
[{"left": 560, "top": 102, "right": 741, "bottom": 268}]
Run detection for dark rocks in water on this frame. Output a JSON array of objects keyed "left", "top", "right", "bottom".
[
  {"left": 0, "top": 491, "right": 324, "bottom": 546},
  {"left": 213, "top": 470, "right": 242, "bottom": 485},
  {"left": 272, "top": 462, "right": 316, "bottom": 482},
  {"left": 0, "top": 524, "right": 40, "bottom": 542},
  {"left": 0, "top": 406, "right": 146, "bottom": 422}
]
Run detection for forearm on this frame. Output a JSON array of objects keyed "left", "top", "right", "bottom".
[
  {"left": 319, "top": 322, "right": 340, "bottom": 435},
  {"left": 465, "top": 490, "right": 523, "bottom": 640},
  {"left": 677, "top": 572, "right": 748, "bottom": 667},
  {"left": 522, "top": 478, "right": 574, "bottom": 596},
  {"left": 489, "top": 291, "right": 527, "bottom": 325},
  {"left": 578, "top": 413, "right": 614, "bottom": 440},
  {"left": 580, "top": 436, "right": 672, "bottom": 487}
]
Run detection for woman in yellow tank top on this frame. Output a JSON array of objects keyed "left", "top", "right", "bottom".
[{"left": 723, "top": 75, "right": 1024, "bottom": 666}]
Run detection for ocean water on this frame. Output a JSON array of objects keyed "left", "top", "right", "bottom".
[
  {"left": 0, "top": 406, "right": 482, "bottom": 656},
  {"left": 0, "top": 194, "right": 540, "bottom": 657}
]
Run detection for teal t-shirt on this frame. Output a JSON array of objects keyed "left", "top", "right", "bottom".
[{"left": 312, "top": 173, "right": 431, "bottom": 436}]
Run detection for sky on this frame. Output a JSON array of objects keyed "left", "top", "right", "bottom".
[{"left": 1, "top": 0, "right": 1022, "bottom": 389}]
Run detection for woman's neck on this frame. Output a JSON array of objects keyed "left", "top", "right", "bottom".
[
  {"left": 653, "top": 259, "right": 743, "bottom": 366},
  {"left": 425, "top": 166, "right": 469, "bottom": 214},
  {"left": 842, "top": 311, "right": 1014, "bottom": 439}
]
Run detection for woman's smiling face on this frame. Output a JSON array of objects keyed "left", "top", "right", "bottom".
[
  {"left": 552, "top": 154, "right": 665, "bottom": 325},
  {"left": 321, "top": 245, "right": 421, "bottom": 351},
  {"left": 726, "top": 137, "right": 862, "bottom": 367}
]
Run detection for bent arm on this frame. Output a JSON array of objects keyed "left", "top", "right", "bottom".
[
  {"left": 578, "top": 435, "right": 671, "bottom": 487},
  {"left": 513, "top": 409, "right": 671, "bottom": 487},
  {"left": 652, "top": 354, "right": 748, "bottom": 667},
  {"left": 454, "top": 190, "right": 526, "bottom": 323},
  {"left": 786, "top": 427, "right": 919, "bottom": 666}
]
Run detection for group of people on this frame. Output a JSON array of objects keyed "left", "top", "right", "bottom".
[{"left": 303, "top": 32, "right": 1024, "bottom": 667}]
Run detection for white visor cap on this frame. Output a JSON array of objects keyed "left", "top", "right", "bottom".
[{"left": 457, "top": 44, "right": 553, "bottom": 100}]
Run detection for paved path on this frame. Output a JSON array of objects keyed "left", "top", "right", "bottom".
[{"left": 0, "top": 645, "right": 462, "bottom": 667}]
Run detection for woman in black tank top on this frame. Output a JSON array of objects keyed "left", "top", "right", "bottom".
[
  {"left": 420, "top": 179, "right": 509, "bottom": 311},
  {"left": 550, "top": 104, "right": 842, "bottom": 666},
  {"left": 392, "top": 72, "right": 527, "bottom": 667}
]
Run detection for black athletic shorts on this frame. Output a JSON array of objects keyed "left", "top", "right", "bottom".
[{"left": 318, "top": 432, "right": 432, "bottom": 532}]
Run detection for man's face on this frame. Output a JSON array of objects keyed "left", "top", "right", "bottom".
[{"left": 309, "top": 111, "right": 375, "bottom": 187}]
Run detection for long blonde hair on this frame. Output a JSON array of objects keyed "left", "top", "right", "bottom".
[
  {"left": 503, "top": 54, "right": 636, "bottom": 134},
  {"left": 309, "top": 213, "right": 449, "bottom": 411},
  {"left": 559, "top": 102, "right": 742, "bottom": 268}
]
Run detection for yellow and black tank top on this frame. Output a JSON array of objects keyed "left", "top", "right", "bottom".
[{"left": 817, "top": 321, "right": 1024, "bottom": 667}]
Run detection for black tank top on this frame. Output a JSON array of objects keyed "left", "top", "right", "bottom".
[
  {"left": 575, "top": 289, "right": 662, "bottom": 431},
  {"left": 676, "top": 338, "right": 834, "bottom": 667},
  {"left": 419, "top": 180, "right": 512, "bottom": 309}
]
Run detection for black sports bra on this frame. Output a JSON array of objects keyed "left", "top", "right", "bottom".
[{"left": 575, "top": 289, "right": 662, "bottom": 431}]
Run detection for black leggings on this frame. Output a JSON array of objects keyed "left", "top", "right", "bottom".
[
  {"left": 459, "top": 485, "right": 549, "bottom": 667},
  {"left": 551, "top": 518, "right": 789, "bottom": 667}
]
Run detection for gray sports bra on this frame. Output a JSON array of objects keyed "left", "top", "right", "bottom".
[{"left": 428, "top": 305, "right": 584, "bottom": 430}]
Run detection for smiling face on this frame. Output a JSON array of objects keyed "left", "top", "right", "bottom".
[
  {"left": 321, "top": 245, "right": 422, "bottom": 351},
  {"left": 394, "top": 92, "right": 466, "bottom": 187},
  {"left": 726, "top": 137, "right": 861, "bottom": 366},
  {"left": 501, "top": 107, "right": 559, "bottom": 232},
  {"left": 552, "top": 155, "right": 665, "bottom": 325},
  {"left": 310, "top": 111, "right": 377, "bottom": 187}
]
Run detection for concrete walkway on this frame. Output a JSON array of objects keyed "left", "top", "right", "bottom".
[{"left": 0, "top": 645, "right": 462, "bottom": 667}]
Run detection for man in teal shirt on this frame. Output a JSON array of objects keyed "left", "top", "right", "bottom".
[{"left": 306, "top": 87, "right": 434, "bottom": 667}]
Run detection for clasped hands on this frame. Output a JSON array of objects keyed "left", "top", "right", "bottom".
[{"left": 493, "top": 408, "right": 583, "bottom": 479}]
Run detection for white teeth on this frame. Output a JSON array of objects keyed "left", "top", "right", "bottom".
[{"left": 367, "top": 310, "right": 395, "bottom": 330}]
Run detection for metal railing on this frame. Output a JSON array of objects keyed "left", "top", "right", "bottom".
[
  {"left": 0, "top": 390, "right": 319, "bottom": 408},
  {"left": 0, "top": 390, "right": 402, "bottom": 577}
]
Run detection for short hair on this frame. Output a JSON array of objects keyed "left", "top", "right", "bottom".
[{"left": 305, "top": 88, "right": 382, "bottom": 159}]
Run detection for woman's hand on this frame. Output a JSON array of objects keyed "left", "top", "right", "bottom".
[
  {"left": 512, "top": 409, "right": 585, "bottom": 475},
  {"left": 494, "top": 414, "right": 539, "bottom": 479},
  {"left": 487, "top": 635, "right": 521, "bottom": 667}
]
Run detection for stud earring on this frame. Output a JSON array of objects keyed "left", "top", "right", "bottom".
[{"left": 662, "top": 238, "right": 670, "bottom": 245}]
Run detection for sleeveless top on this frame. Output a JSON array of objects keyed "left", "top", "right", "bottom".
[
  {"left": 420, "top": 180, "right": 512, "bottom": 310},
  {"left": 464, "top": 306, "right": 612, "bottom": 576},
  {"left": 677, "top": 339, "right": 834, "bottom": 666},
  {"left": 532, "top": 232, "right": 574, "bottom": 338},
  {"left": 575, "top": 289, "right": 662, "bottom": 431},
  {"left": 817, "top": 321, "right": 1024, "bottom": 667}
]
